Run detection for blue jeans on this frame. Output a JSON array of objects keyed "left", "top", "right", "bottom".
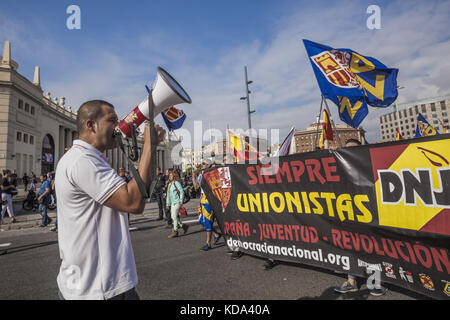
[{"left": 39, "top": 204, "right": 49, "bottom": 226}]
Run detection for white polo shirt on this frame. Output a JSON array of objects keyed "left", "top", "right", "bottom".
[{"left": 55, "top": 139, "right": 138, "bottom": 300}]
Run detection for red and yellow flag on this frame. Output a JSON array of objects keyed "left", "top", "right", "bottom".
[
  {"left": 395, "top": 127, "right": 404, "bottom": 140},
  {"left": 322, "top": 109, "right": 334, "bottom": 141},
  {"left": 227, "top": 130, "right": 262, "bottom": 162},
  {"left": 319, "top": 109, "right": 334, "bottom": 149}
]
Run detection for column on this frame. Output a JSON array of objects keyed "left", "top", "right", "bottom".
[
  {"left": 64, "top": 128, "right": 70, "bottom": 149},
  {"left": 59, "top": 126, "right": 65, "bottom": 160}
]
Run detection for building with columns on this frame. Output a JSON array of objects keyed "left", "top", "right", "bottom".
[
  {"left": 293, "top": 122, "right": 365, "bottom": 153},
  {"left": 0, "top": 40, "right": 179, "bottom": 177},
  {"left": 0, "top": 40, "right": 77, "bottom": 176}
]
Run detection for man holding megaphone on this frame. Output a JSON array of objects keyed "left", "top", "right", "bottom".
[{"left": 55, "top": 68, "right": 191, "bottom": 300}]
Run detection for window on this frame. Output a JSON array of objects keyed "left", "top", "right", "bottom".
[
  {"left": 432, "top": 114, "right": 437, "bottom": 118},
  {"left": 405, "top": 119, "right": 408, "bottom": 123},
  {"left": 431, "top": 103, "right": 436, "bottom": 112},
  {"left": 393, "top": 113, "right": 397, "bottom": 120},
  {"left": 409, "top": 108, "right": 413, "bottom": 116},
  {"left": 404, "top": 110, "right": 407, "bottom": 118},
  {"left": 31, "top": 106, "right": 35, "bottom": 115},
  {"left": 380, "top": 117, "right": 383, "bottom": 124},
  {"left": 30, "top": 136, "right": 34, "bottom": 145},
  {"left": 16, "top": 132, "right": 22, "bottom": 141},
  {"left": 433, "top": 120, "right": 439, "bottom": 125},
  {"left": 441, "top": 100, "right": 446, "bottom": 110},
  {"left": 421, "top": 104, "right": 426, "bottom": 113},
  {"left": 406, "top": 125, "right": 409, "bottom": 129},
  {"left": 25, "top": 103, "right": 30, "bottom": 112},
  {"left": 23, "top": 134, "right": 28, "bottom": 143},
  {"left": 415, "top": 105, "right": 419, "bottom": 114},
  {"left": 18, "top": 99, "right": 23, "bottom": 109}
]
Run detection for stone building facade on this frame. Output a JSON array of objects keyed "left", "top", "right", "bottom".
[{"left": 293, "top": 122, "right": 365, "bottom": 153}]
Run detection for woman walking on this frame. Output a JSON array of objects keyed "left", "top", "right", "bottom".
[{"left": 166, "top": 171, "right": 188, "bottom": 238}]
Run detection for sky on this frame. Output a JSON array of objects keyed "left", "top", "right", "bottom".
[{"left": 1, "top": 0, "right": 449, "bottom": 150}]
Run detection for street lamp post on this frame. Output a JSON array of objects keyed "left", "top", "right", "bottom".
[{"left": 240, "top": 66, "right": 255, "bottom": 130}]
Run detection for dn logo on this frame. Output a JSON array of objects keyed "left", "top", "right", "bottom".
[{"left": 378, "top": 168, "right": 450, "bottom": 208}]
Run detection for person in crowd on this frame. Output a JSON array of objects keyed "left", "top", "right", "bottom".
[
  {"left": 154, "top": 167, "right": 167, "bottom": 221},
  {"left": 29, "top": 177, "right": 37, "bottom": 193},
  {"left": 193, "top": 160, "right": 222, "bottom": 251},
  {"left": 50, "top": 176, "right": 58, "bottom": 232},
  {"left": 9, "top": 170, "right": 18, "bottom": 188},
  {"left": 0, "top": 173, "right": 8, "bottom": 228},
  {"left": 55, "top": 99, "right": 164, "bottom": 300},
  {"left": 22, "top": 173, "right": 29, "bottom": 192},
  {"left": 333, "top": 138, "right": 388, "bottom": 297},
  {"left": 164, "top": 168, "right": 174, "bottom": 228},
  {"left": 165, "top": 170, "right": 188, "bottom": 238},
  {"left": 37, "top": 174, "right": 52, "bottom": 227},
  {"left": 1, "top": 170, "right": 16, "bottom": 223},
  {"left": 47, "top": 172, "right": 56, "bottom": 208}
]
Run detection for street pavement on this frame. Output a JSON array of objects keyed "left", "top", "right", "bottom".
[{"left": 0, "top": 197, "right": 431, "bottom": 301}]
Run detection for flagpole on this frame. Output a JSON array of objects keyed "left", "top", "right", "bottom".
[
  {"left": 322, "top": 95, "right": 342, "bottom": 148},
  {"left": 314, "top": 97, "right": 324, "bottom": 149}
]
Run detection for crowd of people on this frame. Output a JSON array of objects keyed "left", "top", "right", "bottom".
[{"left": 0, "top": 169, "right": 57, "bottom": 230}]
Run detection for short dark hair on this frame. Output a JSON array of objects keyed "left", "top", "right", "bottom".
[
  {"left": 345, "top": 138, "right": 362, "bottom": 146},
  {"left": 77, "top": 100, "right": 114, "bottom": 135}
]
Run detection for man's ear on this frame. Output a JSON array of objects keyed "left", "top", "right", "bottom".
[{"left": 86, "top": 119, "right": 97, "bottom": 133}]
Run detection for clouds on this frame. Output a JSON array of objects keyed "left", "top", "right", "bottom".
[{"left": 1, "top": 0, "right": 449, "bottom": 148}]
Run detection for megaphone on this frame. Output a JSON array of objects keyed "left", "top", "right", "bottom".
[{"left": 117, "top": 67, "right": 192, "bottom": 138}]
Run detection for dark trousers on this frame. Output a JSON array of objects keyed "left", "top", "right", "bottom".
[{"left": 156, "top": 192, "right": 165, "bottom": 218}]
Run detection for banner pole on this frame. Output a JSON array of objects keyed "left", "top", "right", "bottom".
[
  {"left": 314, "top": 96, "right": 324, "bottom": 150},
  {"left": 322, "top": 95, "right": 342, "bottom": 148}
]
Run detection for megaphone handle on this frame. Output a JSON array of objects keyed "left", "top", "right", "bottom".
[
  {"left": 147, "top": 89, "right": 157, "bottom": 198},
  {"left": 129, "top": 124, "right": 139, "bottom": 162}
]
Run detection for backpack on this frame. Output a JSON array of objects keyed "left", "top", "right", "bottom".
[{"left": 170, "top": 182, "right": 190, "bottom": 204}]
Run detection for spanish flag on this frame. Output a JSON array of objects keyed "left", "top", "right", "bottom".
[
  {"left": 227, "top": 130, "right": 262, "bottom": 162},
  {"left": 228, "top": 130, "right": 243, "bottom": 163},
  {"left": 320, "top": 109, "right": 334, "bottom": 149},
  {"left": 395, "top": 128, "right": 404, "bottom": 141}
]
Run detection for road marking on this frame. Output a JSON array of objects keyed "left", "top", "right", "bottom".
[
  {"left": 0, "top": 243, "right": 12, "bottom": 247},
  {"left": 183, "top": 219, "right": 199, "bottom": 224}
]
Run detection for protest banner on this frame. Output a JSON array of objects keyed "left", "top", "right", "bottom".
[{"left": 202, "top": 134, "right": 450, "bottom": 299}]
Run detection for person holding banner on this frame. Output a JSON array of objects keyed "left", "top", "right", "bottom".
[
  {"left": 193, "top": 160, "right": 222, "bottom": 251},
  {"left": 55, "top": 100, "right": 165, "bottom": 300},
  {"left": 333, "top": 139, "right": 388, "bottom": 297}
]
